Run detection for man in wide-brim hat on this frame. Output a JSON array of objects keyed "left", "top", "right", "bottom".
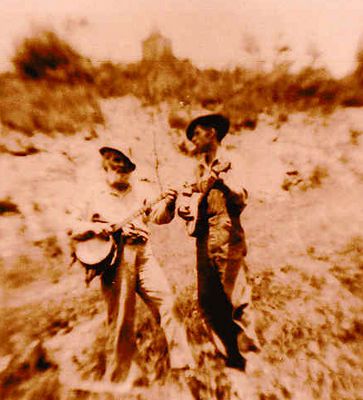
[
  {"left": 69, "top": 145, "right": 195, "bottom": 385},
  {"left": 178, "top": 114, "right": 259, "bottom": 371},
  {"left": 186, "top": 113, "right": 230, "bottom": 143}
]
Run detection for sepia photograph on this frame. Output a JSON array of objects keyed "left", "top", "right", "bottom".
[{"left": 0, "top": 1, "right": 362, "bottom": 399}]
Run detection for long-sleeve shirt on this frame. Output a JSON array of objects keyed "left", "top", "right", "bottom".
[
  {"left": 194, "top": 148, "right": 248, "bottom": 217},
  {"left": 68, "top": 174, "right": 174, "bottom": 237}
]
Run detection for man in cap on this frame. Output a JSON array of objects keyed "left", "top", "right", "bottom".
[
  {"left": 177, "top": 114, "right": 258, "bottom": 371},
  {"left": 69, "top": 146, "right": 195, "bottom": 385}
]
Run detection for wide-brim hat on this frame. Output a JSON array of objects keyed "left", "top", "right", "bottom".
[
  {"left": 99, "top": 146, "right": 136, "bottom": 173},
  {"left": 186, "top": 114, "right": 230, "bottom": 142}
]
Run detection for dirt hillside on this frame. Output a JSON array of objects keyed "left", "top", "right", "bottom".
[{"left": 1, "top": 96, "right": 362, "bottom": 399}]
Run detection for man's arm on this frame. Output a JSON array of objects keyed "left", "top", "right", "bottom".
[
  {"left": 219, "top": 160, "right": 248, "bottom": 213},
  {"left": 66, "top": 186, "right": 112, "bottom": 237},
  {"left": 203, "top": 157, "right": 248, "bottom": 213},
  {"left": 191, "top": 159, "right": 232, "bottom": 194},
  {"left": 147, "top": 188, "right": 177, "bottom": 225}
]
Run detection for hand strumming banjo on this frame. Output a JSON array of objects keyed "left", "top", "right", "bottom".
[{"left": 72, "top": 189, "right": 180, "bottom": 269}]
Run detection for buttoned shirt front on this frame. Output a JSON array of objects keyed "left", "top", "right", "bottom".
[{"left": 194, "top": 147, "right": 248, "bottom": 216}]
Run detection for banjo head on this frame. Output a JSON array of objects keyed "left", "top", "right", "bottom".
[{"left": 75, "top": 235, "right": 115, "bottom": 267}]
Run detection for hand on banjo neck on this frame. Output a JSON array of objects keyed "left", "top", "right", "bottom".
[
  {"left": 99, "top": 161, "right": 231, "bottom": 233},
  {"left": 72, "top": 186, "right": 182, "bottom": 244}
]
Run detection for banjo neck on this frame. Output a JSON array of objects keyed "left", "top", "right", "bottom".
[
  {"left": 96, "top": 162, "right": 231, "bottom": 233},
  {"left": 110, "top": 191, "right": 165, "bottom": 232},
  {"left": 109, "top": 177, "right": 201, "bottom": 232}
]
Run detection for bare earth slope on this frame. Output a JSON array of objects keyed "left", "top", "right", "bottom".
[{"left": 1, "top": 97, "right": 362, "bottom": 399}]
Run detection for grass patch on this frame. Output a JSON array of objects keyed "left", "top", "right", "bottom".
[
  {"left": 330, "top": 236, "right": 363, "bottom": 299},
  {"left": 0, "top": 75, "right": 103, "bottom": 135},
  {"left": 0, "top": 198, "right": 20, "bottom": 216},
  {"left": 0, "top": 30, "right": 103, "bottom": 136}
]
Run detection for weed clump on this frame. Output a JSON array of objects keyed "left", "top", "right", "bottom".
[
  {"left": 0, "top": 30, "right": 103, "bottom": 135},
  {"left": 12, "top": 30, "right": 93, "bottom": 83}
]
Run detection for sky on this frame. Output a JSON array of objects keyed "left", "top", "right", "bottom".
[{"left": 0, "top": 0, "right": 363, "bottom": 77}]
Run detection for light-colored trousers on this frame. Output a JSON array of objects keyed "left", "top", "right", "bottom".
[{"left": 101, "top": 240, "right": 194, "bottom": 382}]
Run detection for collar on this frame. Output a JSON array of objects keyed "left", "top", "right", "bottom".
[
  {"left": 109, "top": 184, "right": 132, "bottom": 197},
  {"left": 197, "top": 147, "right": 223, "bottom": 167}
]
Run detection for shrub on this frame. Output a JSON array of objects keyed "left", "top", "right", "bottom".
[
  {"left": 0, "top": 198, "right": 20, "bottom": 215},
  {"left": 0, "top": 74, "right": 103, "bottom": 135},
  {"left": 0, "top": 31, "right": 104, "bottom": 135},
  {"left": 12, "top": 30, "right": 94, "bottom": 83},
  {"left": 93, "top": 57, "right": 359, "bottom": 130}
]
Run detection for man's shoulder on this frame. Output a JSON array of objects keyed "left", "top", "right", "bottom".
[
  {"left": 210, "top": 148, "right": 232, "bottom": 174},
  {"left": 215, "top": 147, "right": 247, "bottom": 192},
  {"left": 215, "top": 147, "right": 231, "bottom": 163}
]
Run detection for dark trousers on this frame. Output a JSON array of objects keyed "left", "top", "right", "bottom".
[{"left": 196, "top": 235, "right": 244, "bottom": 359}]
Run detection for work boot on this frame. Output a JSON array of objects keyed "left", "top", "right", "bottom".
[
  {"left": 237, "top": 330, "right": 260, "bottom": 354},
  {"left": 225, "top": 352, "right": 246, "bottom": 371},
  {"left": 233, "top": 305, "right": 261, "bottom": 352}
]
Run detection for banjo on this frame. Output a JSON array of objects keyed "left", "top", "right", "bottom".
[{"left": 72, "top": 189, "right": 176, "bottom": 269}]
